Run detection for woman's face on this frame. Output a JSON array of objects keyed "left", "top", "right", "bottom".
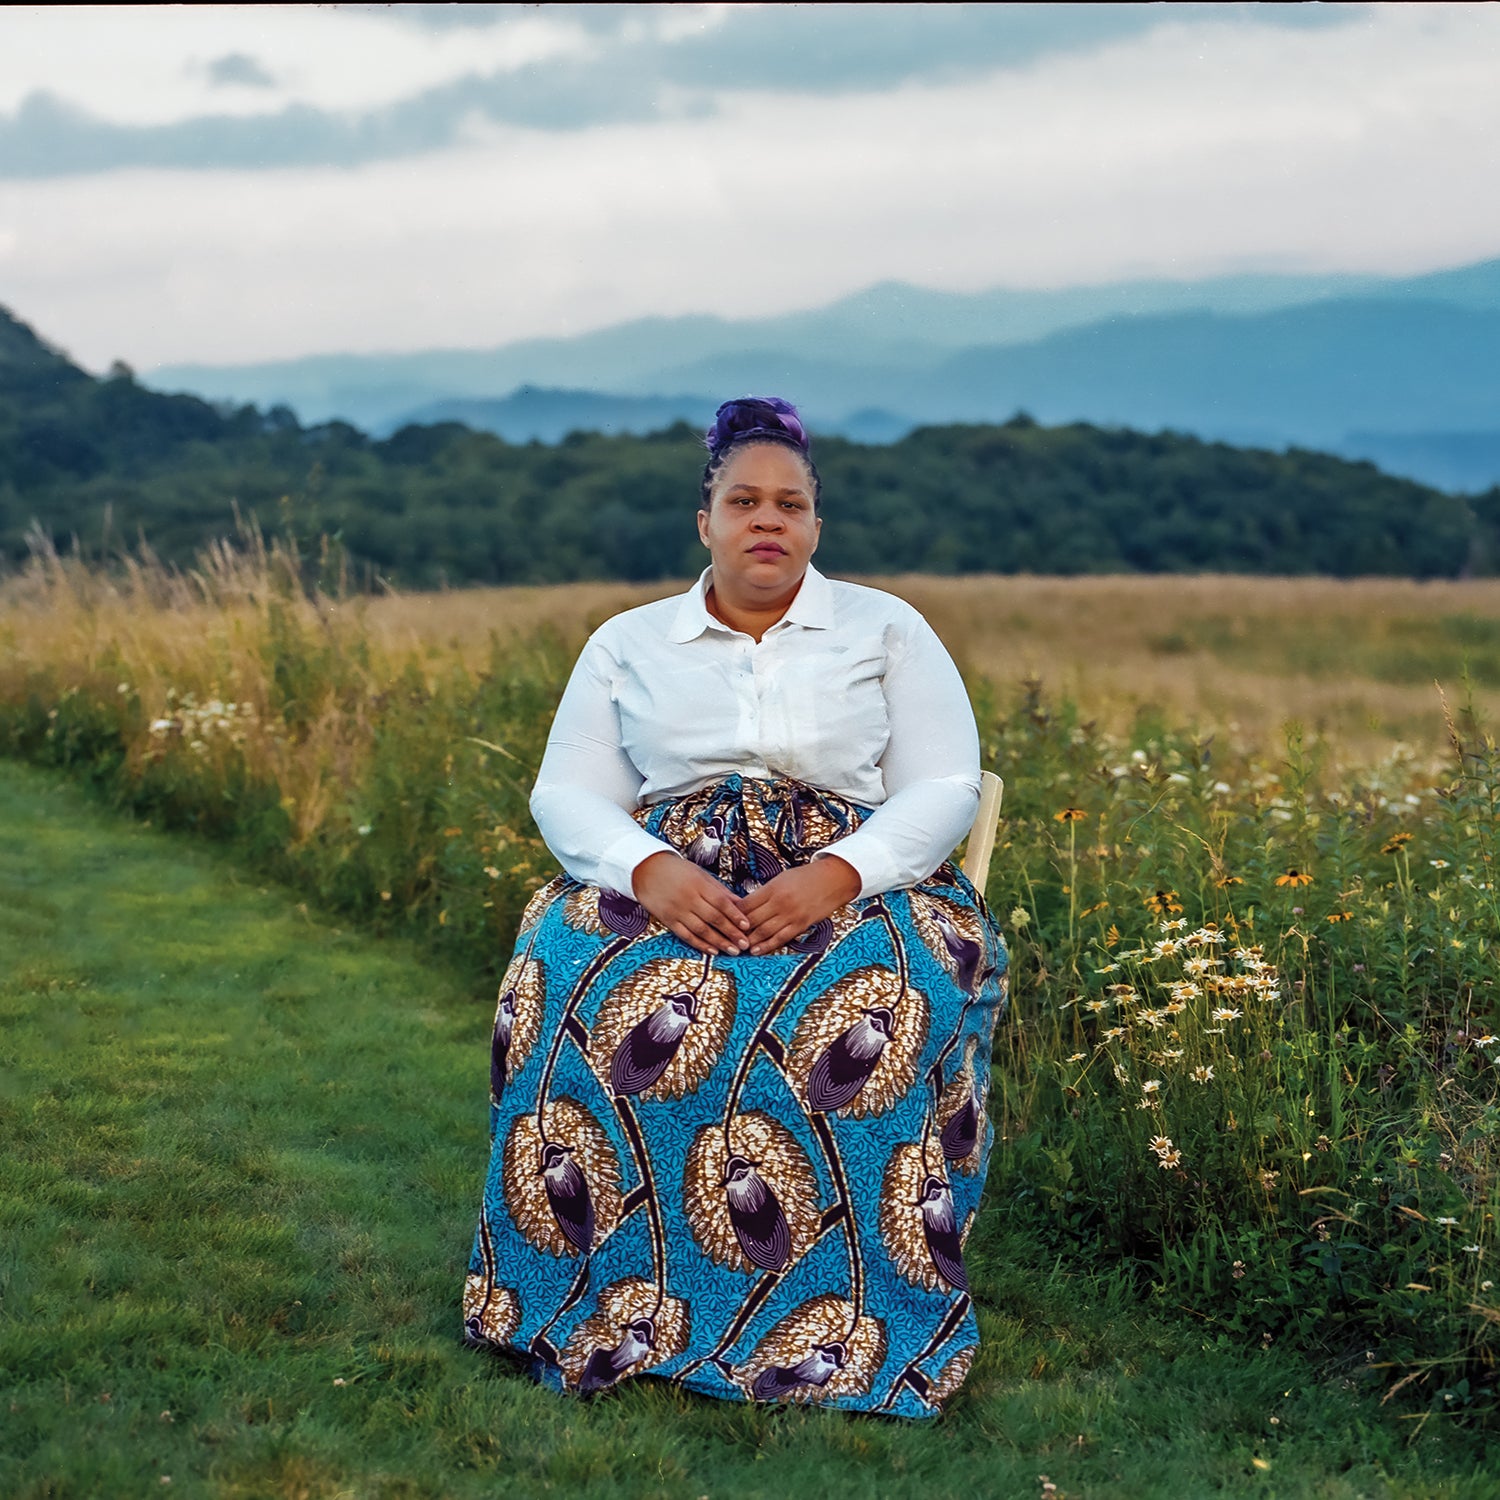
[{"left": 697, "top": 442, "right": 821, "bottom": 597}]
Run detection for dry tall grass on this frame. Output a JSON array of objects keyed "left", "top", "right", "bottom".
[
  {"left": 6, "top": 542, "right": 1497, "bottom": 775},
  {"left": 359, "top": 571, "right": 1500, "bottom": 763}
]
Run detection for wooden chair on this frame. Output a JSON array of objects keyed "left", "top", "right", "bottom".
[{"left": 960, "top": 770, "right": 1005, "bottom": 889}]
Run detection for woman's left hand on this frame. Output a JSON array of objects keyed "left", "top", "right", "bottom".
[{"left": 741, "top": 856, "right": 861, "bottom": 955}]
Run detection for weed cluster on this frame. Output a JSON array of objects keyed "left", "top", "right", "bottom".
[{"left": 984, "top": 682, "right": 1499, "bottom": 1413}]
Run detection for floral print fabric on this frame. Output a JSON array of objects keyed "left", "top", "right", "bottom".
[{"left": 463, "top": 774, "right": 1008, "bottom": 1417}]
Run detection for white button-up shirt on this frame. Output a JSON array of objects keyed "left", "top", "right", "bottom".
[{"left": 529, "top": 564, "right": 982, "bottom": 899}]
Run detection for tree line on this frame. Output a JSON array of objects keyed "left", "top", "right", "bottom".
[{"left": 3, "top": 305, "right": 1496, "bottom": 585}]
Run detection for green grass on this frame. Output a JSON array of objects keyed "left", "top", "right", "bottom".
[{"left": 2, "top": 761, "right": 1498, "bottom": 1498}]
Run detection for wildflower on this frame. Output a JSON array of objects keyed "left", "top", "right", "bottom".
[
  {"left": 333, "top": 1377, "right": 347, "bottom": 1387},
  {"left": 1094, "top": 962, "right": 1120, "bottom": 974},
  {"left": 1106, "top": 983, "right": 1136, "bottom": 997},
  {"left": 1112, "top": 1063, "right": 1130, "bottom": 1083},
  {"left": 1381, "top": 833, "right": 1413, "bottom": 854},
  {"left": 1169, "top": 982, "right": 1201, "bottom": 1003},
  {"left": 1191, "top": 1065, "right": 1214, "bottom": 1083},
  {"left": 1009, "top": 907, "right": 1031, "bottom": 929},
  {"left": 483, "top": 866, "right": 501, "bottom": 880},
  {"left": 1141, "top": 1079, "right": 1162, "bottom": 1094},
  {"left": 1154, "top": 1048, "right": 1184, "bottom": 1061},
  {"left": 1054, "top": 806, "right": 1087, "bottom": 823},
  {"left": 1315, "top": 1134, "right": 1330, "bottom": 1151},
  {"left": 1102, "top": 1027, "right": 1126, "bottom": 1041},
  {"left": 1147, "top": 1134, "right": 1182, "bottom": 1167},
  {"left": 1190, "top": 926, "right": 1227, "bottom": 946},
  {"left": 1066, "top": 1052, "right": 1087, "bottom": 1064},
  {"left": 1214, "top": 874, "right": 1244, "bottom": 887},
  {"left": 1104, "top": 923, "right": 1121, "bottom": 948},
  {"left": 1275, "top": 869, "right": 1314, "bottom": 888},
  {"left": 1084, "top": 998, "right": 1109, "bottom": 1014},
  {"left": 1183, "top": 956, "right": 1222, "bottom": 977},
  {"left": 1476, "top": 1035, "right": 1498, "bottom": 1047},
  {"left": 1436, "top": 1217, "right": 1458, "bottom": 1226},
  {"left": 1232, "top": 1260, "right": 1247, "bottom": 1280},
  {"left": 1326, "top": 911, "right": 1352, "bottom": 923},
  {"left": 1430, "top": 859, "right": 1450, "bottom": 870},
  {"left": 357, "top": 824, "right": 373, "bottom": 837},
  {"left": 1145, "top": 889, "right": 1184, "bottom": 916},
  {"left": 1464, "top": 1245, "right": 1482, "bottom": 1254},
  {"left": 1150, "top": 939, "right": 1180, "bottom": 960},
  {"left": 1211, "top": 1007, "right": 1243, "bottom": 1023},
  {"left": 1484, "top": 1281, "right": 1494, "bottom": 1292},
  {"left": 1260, "top": 1169, "right": 1280, "bottom": 1190},
  {"left": 1160, "top": 918, "right": 1188, "bottom": 934}
]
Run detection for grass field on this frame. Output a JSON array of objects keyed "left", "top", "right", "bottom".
[
  {"left": 3, "top": 544, "right": 1500, "bottom": 1492},
  {"left": 3, "top": 757, "right": 1497, "bottom": 1500}
]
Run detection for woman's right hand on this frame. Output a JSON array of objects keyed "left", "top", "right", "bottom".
[{"left": 632, "top": 852, "right": 750, "bottom": 956}]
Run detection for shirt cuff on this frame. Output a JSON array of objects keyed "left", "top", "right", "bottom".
[
  {"left": 811, "top": 836, "right": 900, "bottom": 902},
  {"left": 597, "top": 823, "right": 680, "bottom": 899}
]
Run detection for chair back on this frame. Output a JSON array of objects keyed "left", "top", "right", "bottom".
[{"left": 960, "top": 771, "right": 1004, "bottom": 890}]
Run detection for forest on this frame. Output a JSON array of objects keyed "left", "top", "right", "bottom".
[{"left": 4, "top": 304, "right": 1497, "bottom": 586}]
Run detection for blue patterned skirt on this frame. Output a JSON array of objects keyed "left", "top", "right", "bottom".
[{"left": 463, "top": 774, "right": 1007, "bottom": 1418}]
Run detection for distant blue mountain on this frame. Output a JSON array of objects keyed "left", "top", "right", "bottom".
[
  {"left": 148, "top": 263, "right": 1465, "bottom": 427},
  {"left": 1339, "top": 432, "right": 1500, "bottom": 494},
  {"left": 143, "top": 257, "right": 1500, "bottom": 491},
  {"left": 384, "top": 387, "right": 716, "bottom": 443},
  {"left": 908, "top": 300, "right": 1500, "bottom": 444}
]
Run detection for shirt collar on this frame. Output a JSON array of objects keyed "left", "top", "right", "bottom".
[{"left": 666, "top": 562, "right": 833, "bottom": 643}]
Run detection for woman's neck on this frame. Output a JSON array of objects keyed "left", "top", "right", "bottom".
[{"left": 705, "top": 571, "right": 805, "bottom": 642}]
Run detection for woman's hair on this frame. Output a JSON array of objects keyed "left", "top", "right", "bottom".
[{"left": 700, "top": 396, "right": 822, "bottom": 511}]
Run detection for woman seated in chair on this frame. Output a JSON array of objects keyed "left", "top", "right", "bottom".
[{"left": 463, "top": 396, "right": 1008, "bottom": 1418}]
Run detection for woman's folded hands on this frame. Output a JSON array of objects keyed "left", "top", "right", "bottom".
[{"left": 632, "top": 851, "right": 861, "bottom": 957}]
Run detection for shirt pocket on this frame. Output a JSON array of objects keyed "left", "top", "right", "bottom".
[{"left": 770, "top": 639, "right": 890, "bottom": 786}]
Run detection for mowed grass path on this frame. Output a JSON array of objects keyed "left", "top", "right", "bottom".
[{"left": 1, "top": 760, "right": 1494, "bottom": 1500}]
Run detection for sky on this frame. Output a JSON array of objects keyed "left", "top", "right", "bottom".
[{"left": 2, "top": 2, "right": 1499, "bottom": 372}]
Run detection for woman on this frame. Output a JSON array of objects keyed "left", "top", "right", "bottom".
[{"left": 463, "top": 397, "right": 1007, "bottom": 1418}]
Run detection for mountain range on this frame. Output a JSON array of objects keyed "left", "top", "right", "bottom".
[
  {"left": 6, "top": 298, "right": 1496, "bottom": 586},
  {"left": 144, "top": 258, "right": 1500, "bottom": 492}
]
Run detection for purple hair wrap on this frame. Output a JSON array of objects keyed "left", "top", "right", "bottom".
[{"left": 703, "top": 396, "right": 810, "bottom": 458}]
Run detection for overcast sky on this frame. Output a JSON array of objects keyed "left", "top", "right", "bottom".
[{"left": 2, "top": 2, "right": 1498, "bottom": 371}]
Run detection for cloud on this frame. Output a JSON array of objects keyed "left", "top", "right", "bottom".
[
  {"left": 206, "top": 53, "right": 278, "bottom": 90},
  {"left": 4, "top": 3, "right": 1496, "bottom": 374},
  {"left": 0, "top": 3, "right": 1372, "bottom": 178}
]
